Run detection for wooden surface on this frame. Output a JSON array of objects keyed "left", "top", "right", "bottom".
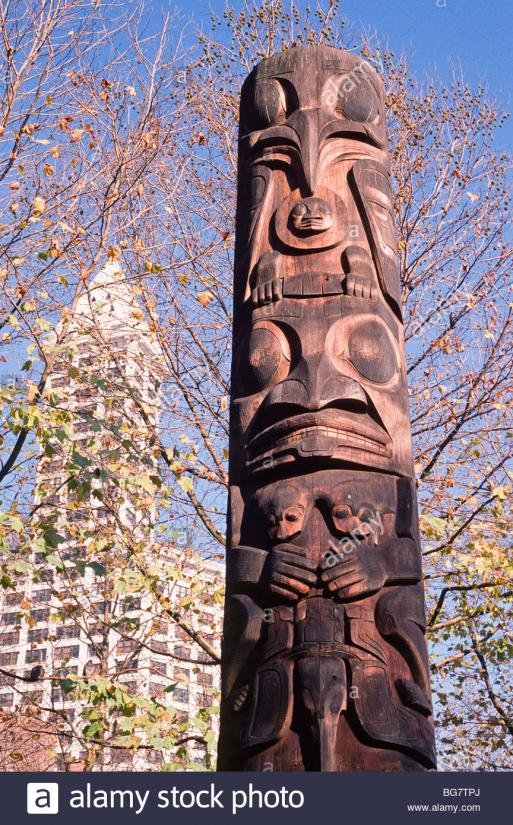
[{"left": 218, "top": 45, "right": 436, "bottom": 772}]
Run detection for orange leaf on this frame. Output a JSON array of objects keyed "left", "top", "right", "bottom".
[{"left": 197, "top": 291, "right": 213, "bottom": 308}]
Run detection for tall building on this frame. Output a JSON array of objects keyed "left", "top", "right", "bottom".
[{"left": 0, "top": 262, "right": 222, "bottom": 771}]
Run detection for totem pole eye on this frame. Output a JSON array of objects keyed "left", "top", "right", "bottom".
[
  {"left": 358, "top": 507, "right": 375, "bottom": 523},
  {"left": 244, "top": 322, "right": 291, "bottom": 393},
  {"left": 252, "top": 78, "right": 287, "bottom": 128},
  {"left": 332, "top": 504, "right": 352, "bottom": 521},
  {"left": 347, "top": 320, "right": 398, "bottom": 384},
  {"left": 285, "top": 505, "right": 304, "bottom": 523},
  {"left": 333, "top": 75, "right": 378, "bottom": 123}
]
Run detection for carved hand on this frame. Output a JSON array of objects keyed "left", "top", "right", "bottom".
[
  {"left": 344, "top": 273, "right": 375, "bottom": 299},
  {"left": 320, "top": 546, "right": 386, "bottom": 600},
  {"left": 263, "top": 542, "right": 318, "bottom": 603}
]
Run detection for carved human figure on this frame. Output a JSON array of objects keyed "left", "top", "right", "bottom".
[{"left": 219, "top": 45, "right": 436, "bottom": 772}]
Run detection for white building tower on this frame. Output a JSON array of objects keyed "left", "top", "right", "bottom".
[{"left": 0, "top": 262, "right": 222, "bottom": 771}]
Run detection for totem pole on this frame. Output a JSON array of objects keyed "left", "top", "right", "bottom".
[{"left": 218, "top": 45, "right": 436, "bottom": 772}]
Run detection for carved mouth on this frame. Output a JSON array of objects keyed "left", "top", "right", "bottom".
[
  {"left": 247, "top": 410, "right": 391, "bottom": 463},
  {"left": 294, "top": 217, "right": 330, "bottom": 232}
]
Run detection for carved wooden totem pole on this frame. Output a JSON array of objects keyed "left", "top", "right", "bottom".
[{"left": 218, "top": 45, "right": 436, "bottom": 772}]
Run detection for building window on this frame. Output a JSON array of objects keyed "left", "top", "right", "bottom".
[
  {"left": 27, "top": 629, "right": 47, "bottom": 644},
  {"left": 119, "top": 658, "right": 139, "bottom": 673},
  {"left": 174, "top": 645, "right": 189, "bottom": 659},
  {"left": 173, "top": 688, "right": 189, "bottom": 704},
  {"left": 56, "top": 625, "right": 79, "bottom": 640},
  {"left": 119, "top": 680, "right": 137, "bottom": 694},
  {"left": 151, "top": 660, "right": 167, "bottom": 676},
  {"left": 5, "top": 593, "right": 22, "bottom": 606},
  {"left": 73, "top": 420, "right": 92, "bottom": 434},
  {"left": 66, "top": 510, "right": 86, "bottom": 524},
  {"left": 24, "top": 690, "right": 43, "bottom": 705},
  {"left": 0, "top": 632, "right": 20, "bottom": 646},
  {"left": 196, "top": 671, "right": 213, "bottom": 687},
  {"left": 31, "top": 609, "right": 50, "bottom": 623},
  {"left": 55, "top": 645, "right": 79, "bottom": 661},
  {"left": 109, "top": 749, "right": 128, "bottom": 767},
  {"left": 116, "top": 617, "right": 140, "bottom": 634},
  {"left": 26, "top": 648, "right": 47, "bottom": 664},
  {"left": 0, "top": 652, "right": 18, "bottom": 667},
  {"left": 0, "top": 693, "right": 14, "bottom": 707},
  {"left": 91, "top": 601, "right": 107, "bottom": 616},
  {"left": 1, "top": 612, "right": 20, "bottom": 625},
  {"left": 117, "top": 639, "right": 139, "bottom": 655},
  {"left": 39, "top": 569, "right": 54, "bottom": 583},
  {"left": 33, "top": 589, "right": 51, "bottom": 604},
  {"left": 195, "top": 649, "right": 212, "bottom": 663},
  {"left": 147, "top": 750, "right": 163, "bottom": 765},
  {"left": 54, "top": 666, "right": 78, "bottom": 677},
  {"left": 150, "top": 682, "right": 166, "bottom": 699},
  {"left": 151, "top": 640, "right": 167, "bottom": 654},
  {"left": 197, "top": 693, "right": 213, "bottom": 707}
]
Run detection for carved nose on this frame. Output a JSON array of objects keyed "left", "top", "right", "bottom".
[
  {"left": 286, "top": 109, "right": 321, "bottom": 197},
  {"left": 264, "top": 356, "right": 367, "bottom": 414}
]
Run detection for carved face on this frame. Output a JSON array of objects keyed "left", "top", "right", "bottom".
[
  {"left": 255, "top": 483, "right": 310, "bottom": 543},
  {"left": 248, "top": 471, "right": 397, "bottom": 552},
  {"left": 235, "top": 45, "right": 401, "bottom": 318},
  {"left": 230, "top": 47, "right": 411, "bottom": 480},
  {"left": 232, "top": 296, "right": 411, "bottom": 477}
]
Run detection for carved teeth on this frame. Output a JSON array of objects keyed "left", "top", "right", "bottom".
[{"left": 275, "top": 425, "right": 387, "bottom": 454}]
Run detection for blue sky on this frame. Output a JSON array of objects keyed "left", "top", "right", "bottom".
[{"left": 192, "top": 0, "right": 512, "bottom": 148}]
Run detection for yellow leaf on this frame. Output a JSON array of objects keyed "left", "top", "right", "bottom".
[
  {"left": 32, "top": 196, "right": 46, "bottom": 215},
  {"left": 197, "top": 291, "right": 213, "bottom": 307},
  {"left": 51, "top": 145, "right": 61, "bottom": 158},
  {"left": 43, "top": 163, "right": 54, "bottom": 177}
]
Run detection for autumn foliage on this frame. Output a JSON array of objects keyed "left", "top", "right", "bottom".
[{"left": 0, "top": 0, "right": 511, "bottom": 770}]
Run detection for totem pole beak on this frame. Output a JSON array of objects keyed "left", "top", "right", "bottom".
[
  {"left": 296, "top": 656, "right": 347, "bottom": 772},
  {"left": 286, "top": 109, "right": 322, "bottom": 197},
  {"left": 317, "top": 717, "right": 340, "bottom": 772}
]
